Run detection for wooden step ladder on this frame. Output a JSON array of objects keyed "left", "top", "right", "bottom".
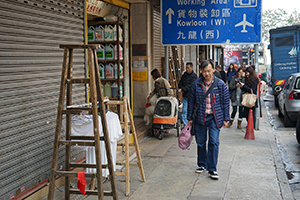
[
  {"left": 171, "top": 46, "right": 183, "bottom": 82},
  {"left": 103, "top": 97, "right": 146, "bottom": 196},
  {"left": 47, "top": 44, "right": 118, "bottom": 200}
]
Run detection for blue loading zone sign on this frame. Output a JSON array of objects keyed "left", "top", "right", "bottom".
[{"left": 161, "top": 0, "right": 261, "bottom": 45}]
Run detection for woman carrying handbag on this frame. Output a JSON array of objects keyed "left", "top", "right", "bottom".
[
  {"left": 227, "top": 67, "right": 245, "bottom": 129},
  {"left": 238, "top": 67, "right": 258, "bottom": 128}
]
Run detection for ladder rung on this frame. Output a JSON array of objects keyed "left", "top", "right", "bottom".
[
  {"left": 116, "top": 162, "right": 139, "bottom": 166},
  {"left": 114, "top": 172, "right": 126, "bottom": 176},
  {"left": 70, "top": 136, "right": 104, "bottom": 141},
  {"left": 60, "top": 44, "right": 100, "bottom": 49},
  {"left": 69, "top": 189, "right": 113, "bottom": 196},
  {"left": 55, "top": 171, "right": 96, "bottom": 177},
  {"left": 117, "top": 143, "right": 135, "bottom": 147},
  {"left": 67, "top": 78, "right": 90, "bottom": 84},
  {"left": 59, "top": 140, "right": 95, "bottom": 146},
  {"left": 120, "top": 122, "right": 132, "bottom": 126},
  {"left": 70, "top": 162, "right": 106, "bottom": 169},
  {"left": 62, "top": 108, "right": 92, "bottom": 115}
]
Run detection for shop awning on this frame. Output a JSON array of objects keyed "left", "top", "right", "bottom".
[{"left": 101, "top": 0, "right": 149, "bottom": 10}]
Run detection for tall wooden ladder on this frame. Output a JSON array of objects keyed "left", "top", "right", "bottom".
[{"left": 47, "top": 44, "right": 118, "bottom": 200}]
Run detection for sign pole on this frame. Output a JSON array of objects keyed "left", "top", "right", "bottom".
[
  {"left": 254, "top": 44, "right": 260, "bottom": 130},
  {"left": 165, "top": 46, "right": 169, "bottom": 80}
]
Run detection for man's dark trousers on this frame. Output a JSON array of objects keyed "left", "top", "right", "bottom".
[{"left": 194, "top": 114, "right": 220, "bottom": 172}]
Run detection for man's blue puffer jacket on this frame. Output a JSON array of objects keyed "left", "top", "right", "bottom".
[{"left": 187, "top": 76, "right": 230, "bottom": 129}]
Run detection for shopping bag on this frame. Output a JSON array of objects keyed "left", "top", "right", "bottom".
[
  {"left": 241, "top": 90, "right": 257, "bottom": 108},
  {"left": 178, "top": 124, "right": 193, "bottom": 150}
]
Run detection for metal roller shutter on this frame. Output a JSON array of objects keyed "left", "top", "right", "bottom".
[
  {"left": 153, "top": 6, "right": 164, "bottom": 73},
  {"left": 184, "top": 45, "right": 198, "bottom": 67},
  {"left": 0, "top": 0, "right": 85, "bottom": 198}
]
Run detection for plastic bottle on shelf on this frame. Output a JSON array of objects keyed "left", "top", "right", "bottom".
[
  {"left": 105, "top": 63, "right": 114, "bottom": 79},
  {"left": 111, "top": 82, "right": 118, "bottom": 98},
  {"left": 104, "top": 82, "right": 112, "bottom": 98},
  {"left": 119, "top": 63, "right": 123, "bottom": 78},
  {"left": 113, "top": 63, "right": 123, "bottom": 79},
  {"left": 113, "top": 44, "right": 123, "bottom": 60},
  {"left": 119, "top": 25, "right": 123, "bottom": 42},
  {"left": 95, "top": 25, "right": 105, "bottom": 41},
  {"left": 88, "top": 26, "right": 95, "bottom": 41},
  {"left": 114, "top": 63, "right": 118, "bottom": 79},
  {"left": 113, "top": 24, "right": 123, "bottom": 41},
  {"left": 119, "top": 44, "right": 123, "bottom": 60},
  {"left": 105, "top": 44, "right": 114, "bottom": 60},
  {"left": 101, "top": 82, "right": 105, "bottom": 96},
  {"left": 96, "top": 44, "right": 105, "bottom": 60},
  {"left": 119, "top": 82, "right": 123, "bottom": 98},
  {"left": 104, "top": 25, "right": 114, "bottom": 41},
  {"left": 99, "top": 63, "right": 105, "bottom": 79}
]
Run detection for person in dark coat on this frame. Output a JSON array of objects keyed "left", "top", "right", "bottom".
[
  {"left": 227, "top": 63, "right": 237, "bottom": 97},
  {"left": 238, "top": 67, "right": 258, "bottom": 128},
  {"left": 216, "top": 65, "right": 227, "bottom": 84},
  {"left": 187, "top": 60, "right": 230, "bottom": 180},
  {"left": 178, "top": 62, "right": 198, "bottom": 126},
  {"left": 227, "top": 68, "right": 245, "bottom": 129},
  {"left": 226, "top": 63, "right": 237, "bottom": 83}
]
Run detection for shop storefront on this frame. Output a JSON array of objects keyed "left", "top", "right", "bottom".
[
  {"left": 0, "top": 0, "right": 133, "bottom": 199},
  {"left": 85, "top": 0, "right": 130, "bottom": 104}
]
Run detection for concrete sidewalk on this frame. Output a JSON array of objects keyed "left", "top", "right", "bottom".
[{"left": 44, "top": 101, "right": 294, "bottom": 200}]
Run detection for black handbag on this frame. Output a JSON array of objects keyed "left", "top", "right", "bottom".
[{"left": 191, "top": 79, "right": 219, "bottom": 135}]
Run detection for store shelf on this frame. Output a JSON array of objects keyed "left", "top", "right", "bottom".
[
  {"left": 88, "top": 20, "right": 124, "bottom": 101},
  {"left": 89, "top": 41, "right": 123, "bottom": 45},
  {"left": 88, "top": 21, "right": 123, "bottom": 26},
  {"left": 101, "top": 78, "right": 123, "bottom": 82},
  {"left": 98, "top": 59, "right": 123, "bottom": 63}
]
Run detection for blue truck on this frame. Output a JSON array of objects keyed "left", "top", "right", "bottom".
[{"left": 269, "top": 25, "right": 300, "bottom": 106}]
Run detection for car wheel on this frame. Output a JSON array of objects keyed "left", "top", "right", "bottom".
[
  {"left": 278, "top": 107, "right": 284, "bottom": 117},
  {"left": 284, "top": 108, "right": 295, "bottom": 127},
  {"left": 296, "top": 116, "right": 300, "bottom": 144}
]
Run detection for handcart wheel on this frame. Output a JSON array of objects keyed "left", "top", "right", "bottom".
[
  {"left": 176, "top": 122, "right": 180, "bottom": 137},
  {"left": 152, "top": 128, "right": 156, "bottom": 136},
  {"left": 158, "top": 130, "right": 163, "bottom": 140}
]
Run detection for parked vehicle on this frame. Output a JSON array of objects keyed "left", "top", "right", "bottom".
[
  {"left": 278, "top": 73, "right": 300, "bottom": 127},
  {"left": 296, "top": 110, "right": 300, "bottom": 144},
  {"left": 269, "top": 25, "right": 300, "bottom": 107}
]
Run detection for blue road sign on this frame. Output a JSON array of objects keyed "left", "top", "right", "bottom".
[{"left": 161, "top": 0, "right": 261, "bottom": 45}]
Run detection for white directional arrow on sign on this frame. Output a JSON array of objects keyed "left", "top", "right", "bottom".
[{"left": 166, "top": 8, "right": 174, "bottom": 24}]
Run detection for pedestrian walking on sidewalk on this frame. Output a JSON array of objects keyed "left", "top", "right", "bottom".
[
  {"left": 238, "top": 66, "right": 258, "bottom": 128},
  {"left": 187, "top": 60, "right": 230, "bottom": 180},
  {"left": 178, "top": 62, "right": 198, "bottom": 126},
  {"left": 216, "top": 65, "right": 227, "bottom": 84},
  {"left": 227, "top": 67, "right": 245, "bottom": 129},
  {"left": 226, "top": 63, "right": 237, "bottom": 84}
]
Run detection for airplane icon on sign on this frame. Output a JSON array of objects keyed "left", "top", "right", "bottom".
[{"left": 235, "top": 14, "right": 254, "bottom": 33}]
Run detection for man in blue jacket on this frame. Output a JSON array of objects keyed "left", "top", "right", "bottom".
[{"left": 187, "top": 60, "right": 230, "bottom": 180}]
